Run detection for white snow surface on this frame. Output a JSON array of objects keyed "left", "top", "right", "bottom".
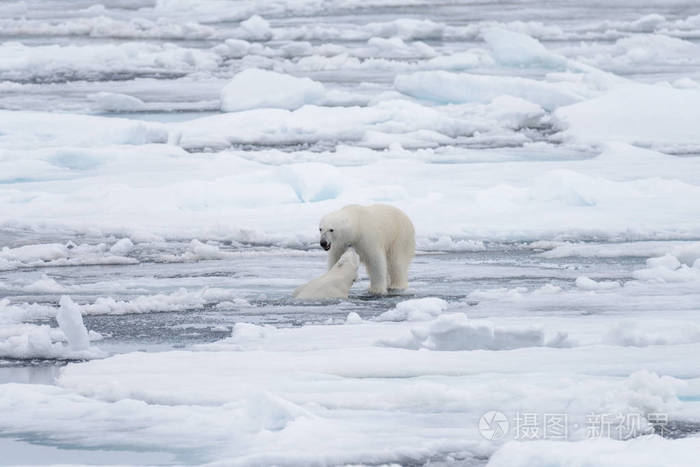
[{"left": 487, "top": 435, "right": 700, "bottom": 467}]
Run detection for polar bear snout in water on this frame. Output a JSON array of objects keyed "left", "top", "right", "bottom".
[{"left": 292, "top": 249, "right": 360, "bottom": 299}]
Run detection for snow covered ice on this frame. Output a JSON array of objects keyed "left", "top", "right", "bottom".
[{"left": 2, "top": 0, "right": 700, "bottom": 465}]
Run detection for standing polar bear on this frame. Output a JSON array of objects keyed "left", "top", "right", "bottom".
[
  {"left": 319, "top": 204, "right": 415, "bottom": 295},
  {"left": 292, "top": 249, "right": 359, "bottom": 299}
]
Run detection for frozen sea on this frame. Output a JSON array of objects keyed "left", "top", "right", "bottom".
[{"left": 2, "top": 0, "right": 700, "bottom": 466}]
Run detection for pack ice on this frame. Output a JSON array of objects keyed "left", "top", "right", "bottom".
[{"left": 1, "top": 1, "right": 700, "bottom": 466}]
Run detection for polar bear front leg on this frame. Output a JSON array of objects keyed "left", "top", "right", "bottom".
[{"left": 365, "top": 249, "right": 388, "bottom": 295}]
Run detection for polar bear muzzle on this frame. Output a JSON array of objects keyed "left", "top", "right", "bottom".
[{"left": 320, "top": 231, "right": 332, "bottom": 250}]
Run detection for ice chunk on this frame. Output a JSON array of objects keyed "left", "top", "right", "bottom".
[
  {"left": 365, "top": 18, "right": 444, "bottom": 40},
  {"left": 603, "top": 320, "right": 700, "bottom": 347},
  {"left": 483, "top": 95, "right": 546, "bottom": 129},
  {"left": 481, "top": 28, "right": 566, "bottom": 68},
  {"left": 0, "top": 41, "right": 220, "bottom": 83},
  {"left": 363, "top": 37, "right": 436, "bottom": 58},
  {"left": 0, "top": 325, "right": 60, "bottom": 359},
  {"left": 109, "top": 238, "right": 134, "bottom": 256},
  {"left": 375, "top": 297, "right": 448, "bottom": 322},
  {"left": 469, "top": 287, "right": 529, "bottom": 301},
  {"left": 648, "top": 255, "right": 681, "bottom": 270},
  {"left": 88, "top": 92, "right": 146, "bottom": 112},
  {"left": 345, "top": 312, "right": 363, "bottom": 324},
  {"left": 243, "top": 392, "right": 314, "bottom": 432},
  {"left": 669, "top": 243, "right": 700, "bottom": 266},
  {"left": 239, "top": 15, "right": 273, "bottom": 41},
  {"left": 160, "top": 240, "right": 238, "bottom": 262},
  {"left": 188, "top": 239, "right": 226, "bottom": 260},
  {"left": 220, "top": 69, "right": 326, "bottom": 112},
  {"left": 214, "top": 39, "right": 251, "bottom": 58},
  {"left": 423, "top": 50, "right": 495, "bottom": 70},
  {"left": 418, "top": 237, "right": 486, "bottom": 252},
  {"left": 54, "top": 288, "right": 241, "bottom": 316},
  {"left": 0, "top": 243, "right": 67, "bottom": 263},
  {"left": 57, "top": 296, "right": 90, "bottom": 350},
  {"left": 421, "top": 314, "right": 545, "bottom": 351},
  {"left": 275, "top": 163, "right": 344, "bottom": 202},
  {"left": 201, "top": 322, "right": 278, "bottom": 351},
  {"left": 379, "top": 313, "right": 567, "bottom": 351},
  {"left": 0, "top": 306, "right": 102, "bottom": 360},
  {"left": 395, "top": 71, "right": 582, "bottom": 110},
  {"left": 575, "top": 276, "right": 621, "bottom": 290},
  {"left": 633, "top": 254, "right": 700, "bottom": 283},
  {"left": 230, "top": 322, "right": 275, "bottom": 341},
  {"left": 0, "top": 242, "right": 137, "bottom": 271},
  {"left": 23, "top": 275, "right": 68, "bottom": 294},
  {"left": 568, "top": 34, "right": 699, "bottom": 69},
  {"left": 626, "top": 14, "right": 666, "bottom": 32},
  {"left": 540, "top": 241, "right": 694, "bottom": 259},
  {"left": 0, "top": 298, "right": 55, "bottom": 324},
  {"left": 555, "top": 84, "right": 700, "bottom": 147},
  {"left": 0, "top": 110, "right": 168, "bottom": 149},
  {"left": 0, "top": 15, "right": 216, "bottom": 40}
]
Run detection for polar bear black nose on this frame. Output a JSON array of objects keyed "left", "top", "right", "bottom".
[{"left": 320, "top": 239, "right": 330, "bottom": 250}]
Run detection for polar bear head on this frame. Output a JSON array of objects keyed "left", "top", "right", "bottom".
[
  {"left": 319, "top": 210, "right": 353, "bottom": 251},
  {"left": 334, "top": 249, "right": 360, "bottom": 282}
]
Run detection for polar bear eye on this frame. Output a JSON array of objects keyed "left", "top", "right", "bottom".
[{"left": 329, "top": 229, "right": 334, "bottom": 232}]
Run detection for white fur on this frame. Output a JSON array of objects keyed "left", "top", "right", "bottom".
[
  {"left": 319, "top": 204, "right": 415, "bottom": 295},
  {"left": 292, "top": 249, "right": 359, "bottom": 299}
]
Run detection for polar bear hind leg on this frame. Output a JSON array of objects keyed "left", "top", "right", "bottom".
[
  {"left": 387, "top": 236, "right": 414, "bottom": 290},
  {"left": 387, "top": 251, "right": 409, "bottom": 290},
  {"left": 365, "top": 247, "right": 388, "bottom": 294}
]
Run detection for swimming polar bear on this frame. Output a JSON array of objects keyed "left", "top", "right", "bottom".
[
  {"left": 292, "top": 249, "right": 360, "bottom": 299},
  {"left": 319, "top": 204, "right": 415, "bottom": 295}
]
